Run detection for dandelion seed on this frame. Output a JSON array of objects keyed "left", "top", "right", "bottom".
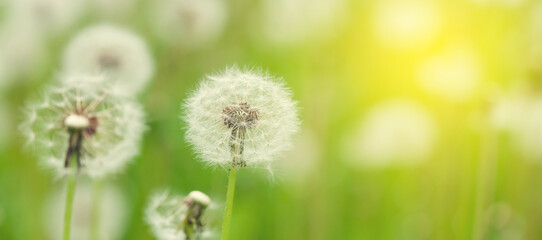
[
  {"left": 345, "top": 100, "right": 437, "bottom": 167},
  {"left": 20, "top": 75, "right": 146, "bottom": 178},
  {"left": 62, "top": 24, "right": 154, "bottom": 95},
  {"left": 149, "top": 0, "right": 227, "bottom": 46},
  {"left": 184, "top": 66, "right": 300, "bottom": 169},
  {"left": 146, "top": 190, "right": 214, "bottom": 240}
]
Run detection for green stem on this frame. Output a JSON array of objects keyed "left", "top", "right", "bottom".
[
  {"left": 90, "top": 179, "right": 104, "bottom": 240},
  {"left": 221, "top": 168, "right": 238, "bottom": 240},
  {"left": 63, "top": 173, "right": 77, "bottom": 240}
]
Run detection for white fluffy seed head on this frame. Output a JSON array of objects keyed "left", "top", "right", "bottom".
[
  {"left": 183, "top": 66, "right": 300, "bottom": 168},
  {"left": 62, "top": 24, "right": 154, "bottom": 95},
  {"left": 19, "top": 75, "right": 146, "bottom": 178},
  {"left": 149, "top": 0, "right": 227, "bottom": 46},
  {"left": 145, "top": 190, "right": 214, "bottom": 240}
]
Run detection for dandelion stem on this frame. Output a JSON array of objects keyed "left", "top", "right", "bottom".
[
  {"left": 221, "top": 167, "right": 238, "bottom": 240},
  {"left": 63, "top": 172, "right": 77, "bottom": 240},
  {"left": 90, "top": 179, "right": 104, "bottom": 240}
]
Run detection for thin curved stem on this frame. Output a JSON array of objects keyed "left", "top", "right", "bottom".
[
  {"left": 221, "top": 168, "right": 238, "bottom": 240},
  {"left": 63, "top": 173, "right": 77, "bottom": 240}
]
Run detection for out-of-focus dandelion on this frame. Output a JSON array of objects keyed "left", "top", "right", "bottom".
[
  {"left": 44, "top": 181, "right": 129, "bottom": 240},
  {"left": 373, "top": 0, "right": 440, "bottom": 48},
  {"left": 260, "top": 0, "right": 346, "bottom": 45},
  {"left": 21, "top": 75, "right": 145, "bottom": 240},
  {"left": 417, "top": 45, "right": 482, "bottom": 102},
  {"left": 279, "top": 129, "right": 320, "bottom": 183},
  {"left": 146, "top": 190, "right": 214, "bottom": 240},
  {"left": 491, "top": 93, "right": 542, "bottom": 160},
  {"left": 62, "top": 24, "right": 154, "bottom": 95},
  {"left": 20, "top": 75, "right": 146, "bottom": 178},
  {"left": 183, "top": 66, "right": 299, "bottom": 240},
  {"left": 5, "top": 0, "right": 86, "bottom": 36},
  {"left": 345, "top": 100, "right": 437, "bottom": 167},
  {"left": 149, "top": 0, "right": 227, "bottom": 46}
]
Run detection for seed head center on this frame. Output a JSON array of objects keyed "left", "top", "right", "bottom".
[
  {"left": 222, "top": 102, "right": 259, "bottom": 129},
  {"left": 64, "top": 113, "right": 99, "bottom": 138},
  {"left": 64, "top": 114, "right": 90, "bottom": 130},
  {"left": 98, "top": 53, "right": 121, "bottom": 70}
]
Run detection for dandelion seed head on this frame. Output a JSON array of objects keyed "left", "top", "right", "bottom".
[
  {"left": 150, "top": 0, "right": 227, "bottom": 46},
  {"left": 20, "top": 75, "right": 145, "bottom": 178},
  {"left": 184, "top": 66, "right": 300, "bottom": 168},
  {"left": 146, "top": 190, "right": 213, "bottom": 240},
  {"left": 62, "top": 24, "right": 154, "bottom": 95}
]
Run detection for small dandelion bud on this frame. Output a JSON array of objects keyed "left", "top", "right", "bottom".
[
  {"left": 149, "top": 0, "right": 227, "bottom": 46},
  {"left": 20, "top": 75, "right": 146, "bottom": 178},
  {"left": 183, "top": 66, "right": 300, "bottom": 169},
  {"left": 146, "top": 190, "right": 214, "bottom": 240},
  {"left": 62, "top": 24, "right": 154, "bottom": 95},
  {"left": 188, "top": 191, "right": 211, "bottom": 208}
]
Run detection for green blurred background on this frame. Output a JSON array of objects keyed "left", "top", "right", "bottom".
[{"left": 1, "top": 0, "right": 542, "bottom": 239}]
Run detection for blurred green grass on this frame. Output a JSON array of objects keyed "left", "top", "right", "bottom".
[{"left": 1, "top": 0, "right": 542, "bottom": 239}]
